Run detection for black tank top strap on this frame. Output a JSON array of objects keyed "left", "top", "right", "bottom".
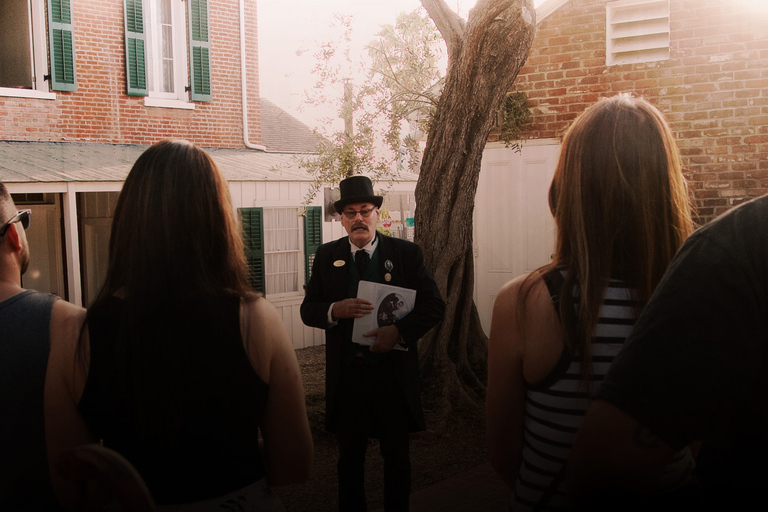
[
  {"left": 530, "top": 268, "right": 577, "bottom": 391},
  {"left": 541, "top": 267, "right": 564, "bottom": 316}
]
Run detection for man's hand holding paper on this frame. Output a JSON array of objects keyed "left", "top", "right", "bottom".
[
  {"left": 332, "top": 298, "right": 374, "bottom": 319},
  {"left": 364, "top": 324, "right": 401, "bottom": 354}
]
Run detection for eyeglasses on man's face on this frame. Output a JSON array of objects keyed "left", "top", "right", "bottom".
[
  {"left": 342, "top": 207, "right": 377, "bottom": 220},
  {"left": 0, "top": 209, "right": 31, "bottom": 237}
]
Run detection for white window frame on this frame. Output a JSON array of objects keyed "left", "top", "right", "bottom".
[
  {"left": 0, "top": 0, "right": 55, "bottom": 100},
  {"left": 606, "top": 0, "right": 670, "bottom": 67},
  {"left": 142, "top": 0, "right": 193, "bottom": 109},
  {"left": 263, "top": 207, "right": 305, "bottom": 299}
]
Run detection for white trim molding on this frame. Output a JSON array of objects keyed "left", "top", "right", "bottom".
[{"left": 536, "top": 0, "right": 571, "bottom": 23}]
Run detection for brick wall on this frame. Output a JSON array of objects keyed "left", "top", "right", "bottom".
[
  {"left": 0, "top": 0, "right": 261, "bottom": 148},
  {"left": 503, "top": 0, "right": 768, "bottom": 223}
]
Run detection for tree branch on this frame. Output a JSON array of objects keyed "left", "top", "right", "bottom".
[
  {"left": 420, "top": 0, "right": 465, "bottom": 58},
  {"left": 467, "top": 0, "right": 536, "bottom": 34}
]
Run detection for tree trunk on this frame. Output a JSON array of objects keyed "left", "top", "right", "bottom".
[{"left": 416, "top": 0, "right": 536, "bottom": 420}]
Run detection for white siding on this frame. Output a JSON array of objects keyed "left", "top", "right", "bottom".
[{"left": 474, "top": 142, "right": 560, "bottom": 335}]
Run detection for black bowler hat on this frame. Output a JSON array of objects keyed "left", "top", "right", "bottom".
[{"left": 333, "top": 175, "right": 383, "bottom": 213}]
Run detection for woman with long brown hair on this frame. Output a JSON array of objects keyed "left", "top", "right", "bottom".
[
  {"left": 45, "top": 140, "right": 312, "bottom": 509},
  {"left": 487, "top": 95, "right": 694, "bottom": 510}
]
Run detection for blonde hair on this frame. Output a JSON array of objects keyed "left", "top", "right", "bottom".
[{"left": 539, "top": 95, "right": 693, "bottom": 376}]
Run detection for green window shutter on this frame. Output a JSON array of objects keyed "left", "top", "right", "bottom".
[
  {"left": 304, "top": 206, "right": 322, "bottom": 286},
  {"left": 239, "top": 207, "right": 265, "bottom": 294},
  {"left": 188, "top": 0, "right": 212, "bottom": 102},
  {"left": 124, "top": 0, "right": 147, "bottom": 96},
  {"left": 47, "top": 0, "right": 77, "bottom": 91}
]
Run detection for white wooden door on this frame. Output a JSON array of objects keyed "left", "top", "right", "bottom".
[{"left": 474, "top": 142, "right": 560, "bottom": 335}]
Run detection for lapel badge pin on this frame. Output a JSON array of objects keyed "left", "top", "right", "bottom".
[
  {"left": 385, "top": 260, "right": 394, "bottom": 272},
  {"left": 384, "top": 273, "right": 392, "bottom": 282},
  {"left": 334, "top": 259, "right": 346, "bottom": 267}
]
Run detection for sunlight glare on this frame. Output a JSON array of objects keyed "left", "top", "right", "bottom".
[{"left": 737, "top": 0, "right": 768, "bottom": 14}]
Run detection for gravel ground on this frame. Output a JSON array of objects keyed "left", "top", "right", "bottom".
[{"left": 273, "top": 346, "right": 488, "bottom": 512}]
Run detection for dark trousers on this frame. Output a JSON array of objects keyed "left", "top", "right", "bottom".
[{"left": 336, "top": 359, "right": 411, "bottom": 512}]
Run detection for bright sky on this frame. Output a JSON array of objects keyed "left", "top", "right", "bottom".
[
  {"left": 258, "top": 0, "right": 547, "bottom": 129},
  {"left": 258, "top": 0, "right": 767, "bottom": 130}
]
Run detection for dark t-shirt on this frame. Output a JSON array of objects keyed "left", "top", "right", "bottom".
[
  {"left": 0, "top": 290, "right": 61, "bottom": 510},
  {"left": 78, "top": 294, "right": 268, "bottom": 505},
  {"left": 596, "top": 195, "right": 768, "bottom": 493}
]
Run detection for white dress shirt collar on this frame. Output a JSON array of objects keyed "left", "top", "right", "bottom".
[{"left": 349, "top": 233, "right": 378, "bottom": 257}]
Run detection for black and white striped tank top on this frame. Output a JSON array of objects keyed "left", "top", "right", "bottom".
[{"left": 511, "top": 270, "right": 694, "bottom": 511}]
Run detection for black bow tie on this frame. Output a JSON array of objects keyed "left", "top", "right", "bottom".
[{"left": 356, "top": 250, "right": 369, "bottom": 275}]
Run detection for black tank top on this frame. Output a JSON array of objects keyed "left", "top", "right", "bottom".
[
  {"left": 78, "top": 294, "right": 268, "bottom": 505},
  {"left": 0, "top": 290, "right": 61, "bottom": 510}
]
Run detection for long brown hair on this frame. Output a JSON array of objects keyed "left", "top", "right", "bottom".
[
  {"left": 537, "top": 94, "right": 693, "bottom": 376},
  {"left": 100, "top": 139, "right": 250, "bottom": 302},
  {"left": 82, "top": 140, "right": 255, "bottom": 438}
]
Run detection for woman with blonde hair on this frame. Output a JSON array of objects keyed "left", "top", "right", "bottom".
[
  {"left": 45, "top": 140, "right": 312, "bottom": 509},
  {"left": 487, "top": 95, "right": 695, "bottom": 510}
]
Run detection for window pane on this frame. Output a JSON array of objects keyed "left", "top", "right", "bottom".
[
  {"left": 162, "top": 59, "right": 174, "bottom": 92},
  {"left": 263, "top": 208, "right": 302, "bottom": 295},
  {"left": 160, "top": 0, "right": 172, "bottom": 24},
  {"left": 160, "top": 4, "right": 173, "bottom": 92},
  {"left": 0, "top": 0, "right": 33, "bottom": 89},
  {"left": 162, "top": 26, "right": 173, "bottom": 59},
  {"left": 145, "top": 0, "right": 183, "bottom": 97}
]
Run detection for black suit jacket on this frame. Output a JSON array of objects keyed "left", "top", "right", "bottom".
[{"left": 300, "top": 234, "right": 445, "bottom": 433}]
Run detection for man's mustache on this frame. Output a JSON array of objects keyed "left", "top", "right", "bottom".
[{"left": 352, "top": 223, "right": 368, "bottom": 230}]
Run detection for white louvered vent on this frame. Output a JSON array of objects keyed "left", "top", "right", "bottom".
[{"left": 606, "top": 0, "right": 670, "bottom": 66}]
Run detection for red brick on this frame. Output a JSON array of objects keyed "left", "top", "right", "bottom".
[
  {"left": 514, "top": 0, "right": 768, "bottom": 216},
  {"left": 1, "top": 0, "right": 261, "bottom": 147},
  {"left": 747, "top": 170, "right": 768, "bottom": 179},
  {"left": 744, "top": 135, "right": 768, "bottom": 144}
]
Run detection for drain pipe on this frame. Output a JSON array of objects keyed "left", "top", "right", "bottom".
[{"left": 240, "top": 0, "right": 267, "bottom": 151}]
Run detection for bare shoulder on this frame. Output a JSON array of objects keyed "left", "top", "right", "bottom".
[
  {"left": 490, "top": 272, "right": 543, "bottom": 349},
  {"left": 492, "top": 270, "right": 563, "bottom": 383},
  {"left": 48, "top": 300, "right": 87, "bottom": 396},
  {"left": 50, "top": 299, "right": 86, "bottom": 332},
  {"left": 49, "top": 299, "right": 86, "bottom": 354},
  {"left": 242, "top": 294, "right": 282, "bottom": 331},
  {"left": 494, "top": 271, "right": 549, "bottom": 316},
  {"left": 241, "top": 295, "right": 292, "bottom": 383}
]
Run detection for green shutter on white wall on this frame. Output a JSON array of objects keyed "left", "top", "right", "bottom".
[
  {"left": 240, "top": 207, "right": 265, "bottom": 294},
  {"left": 124, "top": 0, "right": 147, "bottom": 96},
  {"left": 304, "top": 207, "right": 322, "bottom": 286},
  {"left": 47, "top": 0, "right": 77, "bottom": 91},
  {"left": 188, "top": 0, "right": 212, "bottom": 102}
]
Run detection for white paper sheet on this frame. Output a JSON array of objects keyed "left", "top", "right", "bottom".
[{"left": 351, "top": 280, "right": 416, "bottom": 351}]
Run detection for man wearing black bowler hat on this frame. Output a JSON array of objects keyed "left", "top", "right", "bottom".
[{"left": 301, "top": 175, "right": 445, "bottom": 511}]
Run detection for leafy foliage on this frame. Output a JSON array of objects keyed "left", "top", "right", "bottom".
[
  {"left": 367, "top": 10, "right": 445, "bottom": 156},
  {"left": 498, "top": 91, "right": 532, "bottom": 152},
  {"left": 376, "top": 207, "right": 394, "bottom": 236},
  {"left": 294, "top": 10, "right": 446, "bottom": 204}
]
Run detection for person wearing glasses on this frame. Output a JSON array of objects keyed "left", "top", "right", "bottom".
[
  {"left": 0, "top": 183, "right": 85, "bottom": 509},
  {"left": 43, "top": 141, "right": 313, "bottom": 509},
  {"left": 301, "top": 175, "right": 445, "bottom": 511}
]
